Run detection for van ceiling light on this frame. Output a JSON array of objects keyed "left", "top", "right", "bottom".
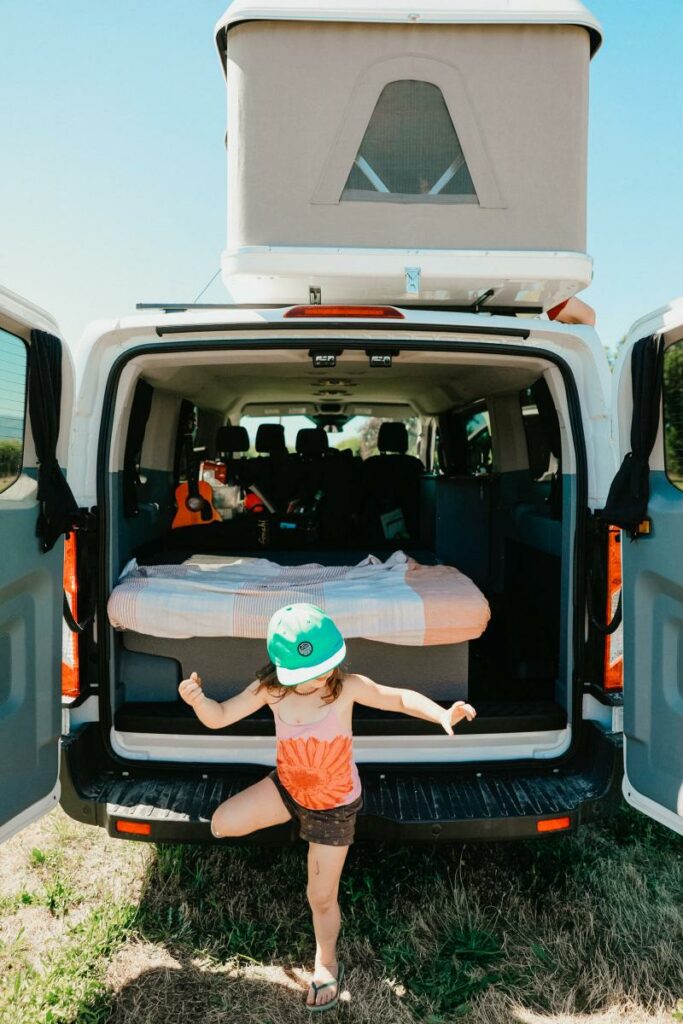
[
  {"left": 369, "top": 353, "right": 393, "bottom": 368},
  {"left": 310, "top": 351, "right": 340, "bottom": 368},
  {"left": 285, "top": 305, "right": 404, "bottom": 319}
]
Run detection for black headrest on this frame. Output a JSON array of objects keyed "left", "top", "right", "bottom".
[
  {"left": 296, "top": 428, "right": 329, "bottom": 455},
  {"left": 255, "top": 423, "right": 287, "bottom": 454},
  {"left": 216, "top": 425, "right": 249, "bottom": 454},
  {"left": 378, "top": 422, "right": 408, "bottom": 454}
]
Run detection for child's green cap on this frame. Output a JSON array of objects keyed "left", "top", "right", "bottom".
[{"left": 266, "top": 603, "right": 346, "bottom": 686}]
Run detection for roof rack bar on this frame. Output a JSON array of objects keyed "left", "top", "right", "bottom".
[{"left": 136, "top": 302, "right": 543, "bottom": 316}]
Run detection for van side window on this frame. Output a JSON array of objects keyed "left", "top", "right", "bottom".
[
  {"left": 0, "top": 329, "right": 28, "bottom": 495},
  {"left": 342, "top": 79, "right": 478, "bottom": 203},
  {"left": 436, "top": 402, "right": 492, "bottom": 476},
  {"left": 663, "top": 339, "right": 683, "bottom": 492}
]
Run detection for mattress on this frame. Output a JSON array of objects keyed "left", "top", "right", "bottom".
[{"left": 107, "top": 549, "right": 491, "bottom": 645}]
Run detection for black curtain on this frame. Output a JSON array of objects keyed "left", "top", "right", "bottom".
[
  {"left": 436, "top": 411, "right": 468, "bottom": 476},
  {"left": 600, "top": 333, "right": 665, "bottom": 537},
  {"left": 123, "top": 379, "right": 153, "bottom": 516},
  {"left": 27, "top": 330, "right": 80, "bottom": 552}
]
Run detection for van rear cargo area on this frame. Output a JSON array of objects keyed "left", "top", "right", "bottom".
[{"left": 103, "top": 343, "right": 575, "bottom": 763}]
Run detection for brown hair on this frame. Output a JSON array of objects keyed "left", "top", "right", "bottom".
[{"left": 254, "top": 661, "right": 345, "bottom": 704}]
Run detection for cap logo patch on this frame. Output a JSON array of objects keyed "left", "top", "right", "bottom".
[{"left": 297, "top": 641, "right": 313, "bottom": 657}]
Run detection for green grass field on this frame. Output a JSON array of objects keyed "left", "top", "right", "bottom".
[{"left": 0, "top": 802, "right": 681, "bottom": 1024}]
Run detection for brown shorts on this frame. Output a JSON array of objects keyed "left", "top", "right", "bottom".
[{"left": 267, "top": 770, "right": 364, "bottom": 847}]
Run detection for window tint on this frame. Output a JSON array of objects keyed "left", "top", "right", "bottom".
[
  {"left": 0, "top": 329, "right": 28, "bottom": 494},
  {"left": 663, "top": 339, "right": 683, "bottom": 492},
  {"left": 342, "top": 80, "right": 477, "bottom": 202}
]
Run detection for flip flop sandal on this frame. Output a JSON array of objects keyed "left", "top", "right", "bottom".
[{"left": 306, "top": 961, "right": 345, "bottom": 1013}]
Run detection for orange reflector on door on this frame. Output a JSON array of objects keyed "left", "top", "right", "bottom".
[
  {"left": 62, "top": 532, "right": 80, "bottom": 698},
  {"left": 284, "top": 305, "right": 404, "bottom": 319},
  {"left": 115, "top": 820, "right": 152, "bottom": 835},
  {"left": 603, "top": 525, "right": 623, "bottom": 691},
  {"left": 536, "top": 816, "right": 571, "bottom": 833}
]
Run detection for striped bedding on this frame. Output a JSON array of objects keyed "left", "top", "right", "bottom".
[{"left": 107, "top": 550, "right": 491, "bottom": 646}]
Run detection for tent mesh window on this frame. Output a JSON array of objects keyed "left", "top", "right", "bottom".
[{"left": 342, "top": 79, "right": 478, "bottom": 203}]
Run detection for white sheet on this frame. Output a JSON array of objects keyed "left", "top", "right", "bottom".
[{"left": 107, "top": 550, "right": 491, "bottom": 645}]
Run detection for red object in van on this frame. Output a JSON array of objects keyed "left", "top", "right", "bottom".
[
  {"left": 201, "top": 459, "right": 227, "bottom": 483},
  {"left": 244, "top": 492, "right": 266, "bottom": 513}
]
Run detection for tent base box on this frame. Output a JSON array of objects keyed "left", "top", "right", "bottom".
[{"left": 222, "top": 247, "right": 593, "bottom": 312}]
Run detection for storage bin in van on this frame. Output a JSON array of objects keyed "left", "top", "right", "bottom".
[
  {"left": 1, "top": 286, "right": 682, "bottom": 849},
  {"left": 216, "top": 0, "right": 602, "bottom": 310}
]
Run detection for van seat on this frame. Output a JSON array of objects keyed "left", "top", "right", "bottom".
[
  {"left": 363, "top": 422, "right": 424, "bottom": 540},
  {"left": 255, "top": 423, "right": 287, "bottom": 455},
  {"left": 215, "top": 424, "right": 250, "bottom": 483},
  {"left": 293, "top": 428, "right": 356, "bottom": 542},
  {"left": 246, "top": 423, "right": 290, "bottom": 510}
]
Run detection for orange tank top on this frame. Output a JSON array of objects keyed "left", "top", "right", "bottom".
[{"left": 273, "top": 700, "right": 362, "bottom": 811}]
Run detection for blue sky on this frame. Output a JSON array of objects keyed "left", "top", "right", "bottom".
[{"left": 0, "top": 0, "right": 681, "bottom": 357}]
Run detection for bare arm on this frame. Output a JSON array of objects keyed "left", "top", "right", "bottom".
[
  {"left": 178, "top": 672, "right": 268, "bottom": 729},
  {"left": 347, "top": 674, "right": 476, "bottom": 734}
]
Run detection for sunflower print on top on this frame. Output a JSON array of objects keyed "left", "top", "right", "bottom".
[{"left": 273, "top": 703, "right": 362, "bottom": 811}]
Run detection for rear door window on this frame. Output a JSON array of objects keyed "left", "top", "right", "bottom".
[{"left": 0, "top": 328, "right": 28, "bottom": 494}]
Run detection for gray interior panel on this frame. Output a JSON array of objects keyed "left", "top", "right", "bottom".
[{"left": 120, "top": 631, "right": 468, "bottom": 702}]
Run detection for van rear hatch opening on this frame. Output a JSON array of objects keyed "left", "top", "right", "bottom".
[{"left": 97, "top": 332, "right": 584, "bottom": 774}]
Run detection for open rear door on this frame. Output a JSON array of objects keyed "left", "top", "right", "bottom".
[
  {"left": 0, "top": 286, "right": 75, "bottom": 845},
  {"left": 611, "top": 299, "right": 683, "bottom": 835}
]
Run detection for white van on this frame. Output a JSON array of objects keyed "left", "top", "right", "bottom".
[{"left": 0, "top": 0, "right": 681, "bottom": 848}]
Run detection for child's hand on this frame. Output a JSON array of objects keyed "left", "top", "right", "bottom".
[
  {"left": 440, "top": 700, "right": 477, "bottom": 735},
  {"left": 178, "top": 671, "right": 205, "bottom": 709}
]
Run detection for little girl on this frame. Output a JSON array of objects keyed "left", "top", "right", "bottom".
[{"left": 178, "top": 602, "right": 476, "bottom": 1012}]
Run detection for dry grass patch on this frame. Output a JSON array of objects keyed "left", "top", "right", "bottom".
[{"left": 0, "top": 799, "right": 681, "bottom": 1023}]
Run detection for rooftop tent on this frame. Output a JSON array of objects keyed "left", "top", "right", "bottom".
[{"left": 215, "top": 1, "right": 602, "bottom": 310}]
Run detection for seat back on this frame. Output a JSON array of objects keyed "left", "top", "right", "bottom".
[
  {"left": 246, "top": 423, "right": 290, "bottom": 510},
  {"left": 363, "top": 422, "right": 424, "bottom": 541},
  {"left": 215, "top": 424, "right": 250, "bottom": 484}
]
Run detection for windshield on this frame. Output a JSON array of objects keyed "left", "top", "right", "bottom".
[{"left": 240, "top": 414, "right": 421, "bottom": 457}]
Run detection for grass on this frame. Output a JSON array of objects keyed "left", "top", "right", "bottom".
[{"left": 0, "top": 801, "right": 681, "bottom": 1023}]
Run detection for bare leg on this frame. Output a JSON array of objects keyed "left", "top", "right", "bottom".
[
  {"left": 305, "top": 842, "right": 350, "bottom": 1008},
  {"left": 210, "top": 776, "right": 292, "bottom": 838}
]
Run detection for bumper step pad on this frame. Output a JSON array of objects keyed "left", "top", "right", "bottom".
[{"left": 60, "top": 722, "right": 623, "bottom": 843}]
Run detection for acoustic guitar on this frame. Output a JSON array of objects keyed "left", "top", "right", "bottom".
[{"left": 172, "top": 434, "right": 221, "bottom": 529}]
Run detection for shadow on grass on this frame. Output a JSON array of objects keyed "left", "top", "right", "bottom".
[{"left": 74, "top": 802, "right": 682, "bottom": 1024}]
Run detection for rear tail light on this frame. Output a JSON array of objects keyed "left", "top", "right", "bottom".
[
  {"left": 603, "top": 525, "right": 623, "bottom": 691},
  {"left": 284, "top": 305, "right": 404, "bottom": 319},
  {"left": 536, "top": 816, "right": 571, "bottom": 833},
  {"left": 62, "top": 532, "right": 80, "bottom": 698}
]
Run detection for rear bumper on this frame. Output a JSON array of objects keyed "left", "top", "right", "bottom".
[{"left": 59, "top": 722, "right": 623, "bottom": 845}]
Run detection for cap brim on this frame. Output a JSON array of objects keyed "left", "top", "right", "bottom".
[{"left": 276, "top": 642, "right": 346, "bottom": 686}]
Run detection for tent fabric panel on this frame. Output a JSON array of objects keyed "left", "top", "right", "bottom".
[{"left": 226, "top": 21, "right": 589, "bottom": 252}]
